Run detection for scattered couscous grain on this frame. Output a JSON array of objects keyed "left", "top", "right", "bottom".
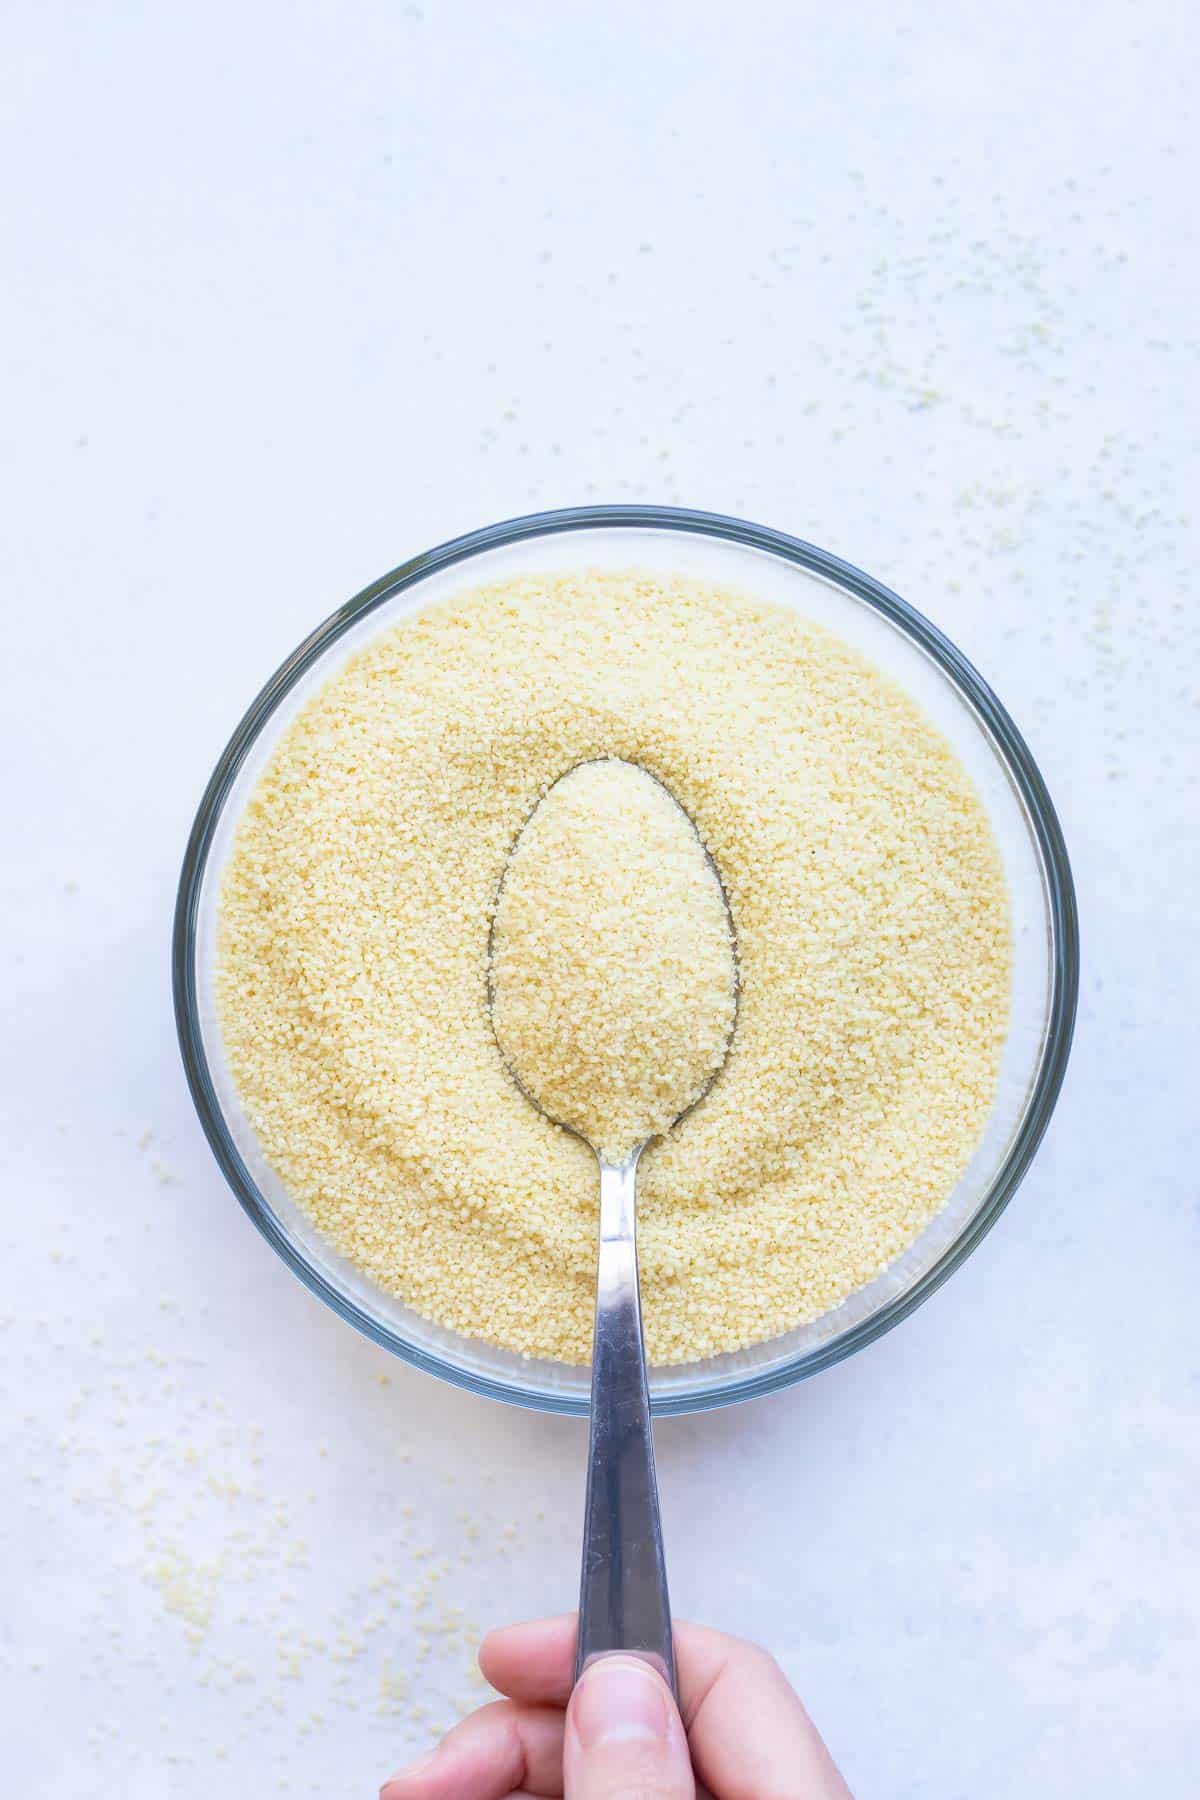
[
  {"left": 490, "top": 757, "right": 736, "bottom": 1162},
  {"left": 216, "top": 570, "right": 1010, "bottom": 1365}
]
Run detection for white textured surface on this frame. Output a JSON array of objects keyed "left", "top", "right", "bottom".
[{"left": 2, "top": 2, "right": 1198, "bottom": 1794}]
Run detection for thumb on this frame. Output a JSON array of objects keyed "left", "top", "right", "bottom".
[{"left": 564, "top": 1655, "right": 695, "bottom": 1800}]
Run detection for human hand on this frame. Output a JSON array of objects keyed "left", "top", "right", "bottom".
[{"left": 381, "top": 1612, "right": 853, "bottom": 1799}]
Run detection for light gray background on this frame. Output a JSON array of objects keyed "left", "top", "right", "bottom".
[{"left": 2, "top": 3, "right": 1197, "bottom": 1795}]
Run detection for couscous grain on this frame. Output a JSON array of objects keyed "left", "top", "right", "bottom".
[{"left": 217, "top": 570, "right": 1010, "bottom": 1365}]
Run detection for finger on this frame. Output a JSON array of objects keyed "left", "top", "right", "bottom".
[
  {"left": 480, "top": 1614, "right": 577, "bottom": 1705},
  {"left": 381, "top": 1700, "right": 565, "bottom": 1800},
  {"left": 563, "top": 1655, "right": 694, "bottom": 1800},
  {"left": 679, "top": 1631, "right": 853, "bottom": 1800}
]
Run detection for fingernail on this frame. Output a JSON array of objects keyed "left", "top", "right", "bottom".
[{"left": 572, "top": 1655, "right": 670, "bottom": 1747}]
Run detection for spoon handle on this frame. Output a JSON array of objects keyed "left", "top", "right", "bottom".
[{"left": 576, "top": 1156, "right": 676, "bottom": 1693}]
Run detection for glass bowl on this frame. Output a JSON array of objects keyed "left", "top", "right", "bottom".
[{"left": 173, "top": 505, "right": 1078, "bottom": 1415}]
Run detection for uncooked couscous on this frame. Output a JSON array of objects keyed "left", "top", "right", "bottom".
[
  {"left": 490, "top": 756, "right": 737, "bottom": 1164},
  {"left": 217, "top": 570, "right": 1011, "bottom": 1365}
]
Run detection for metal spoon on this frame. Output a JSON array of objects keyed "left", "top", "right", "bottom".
[{"left": 488, "top": 758, "right": 738, "bottom": 1695}]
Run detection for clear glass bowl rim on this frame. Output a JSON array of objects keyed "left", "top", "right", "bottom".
[{"left": 172, "top": 504, "right": 1079, "bottom": 1415}]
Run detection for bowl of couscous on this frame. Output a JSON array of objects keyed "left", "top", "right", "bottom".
[{"left": 173, "top": 505, "right": 1078, "bottom": 1414}]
